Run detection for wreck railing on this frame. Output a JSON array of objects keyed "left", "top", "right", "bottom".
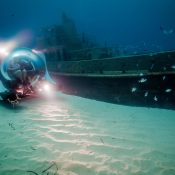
[{"left": 46, "top": 50, "right": 175, "bottom": 76}]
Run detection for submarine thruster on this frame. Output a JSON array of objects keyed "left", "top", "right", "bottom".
[{"left": 0, "top": 48, "right": 55, "bottom": 104}]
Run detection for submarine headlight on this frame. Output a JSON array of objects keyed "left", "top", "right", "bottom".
[
  {"left": 38, "top": 83, "right": 52, "bottom": 93},
  {"left": 38, "top": 82, "right": 55, "bottom": 98},
  {"left": 0, "top": 47, "right": 9, "bottom": 56},
  {"left": 43, "top": 84, "right": 50, "bottom": 91}
]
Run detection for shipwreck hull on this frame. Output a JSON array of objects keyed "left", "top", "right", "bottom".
[
  {"left": 52, "top": 72, "right": 175, "bottom": 110},
  {"left": 46, "top": 50, "right": 175, "bottom": 109}
]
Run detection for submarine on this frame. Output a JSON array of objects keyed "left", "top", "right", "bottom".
[{"left": 0, "top": 48, "right": 55, "bottom": 104}]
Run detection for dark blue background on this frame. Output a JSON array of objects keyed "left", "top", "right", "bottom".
[{"left": 0, "top": 0, "right": 175, "bottom": 52}]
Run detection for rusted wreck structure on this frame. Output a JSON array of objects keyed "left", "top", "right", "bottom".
[{"left": 48, "top": 50, "right": 175, "bottom": 110}]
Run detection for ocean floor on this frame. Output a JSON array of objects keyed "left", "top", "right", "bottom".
[{"left": 0, "top": 92, "right": 175, "bottom": 175}]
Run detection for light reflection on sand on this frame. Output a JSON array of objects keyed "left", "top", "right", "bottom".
[{"left": 0, "top": 92, "right": 175, "bottom": 175}]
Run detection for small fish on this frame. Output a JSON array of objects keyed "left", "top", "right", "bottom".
[
  {"left": 139, "top": 73, "right": 144, "bottom": 76},
  {"left": 163, "top": 29, "right": 174, "bottom": 35},
  {"left": 160, "top": 26, "right": 174, "bottom": 35},
  {"left": 131, "top": 87, "right": 137, "bottom": 92},
  {"left": 150, "top": 64, "right": 154, "bottom": 70},
  {"left": 154, "top": 96, "right": 158, "bottom": 101},
  {"left": 144, "top": 91, "right": 148, "bottom": 97},
  {"left": 165, "top": 89, "right": 172, "bottom": 93},
  {"left": 162, "top": 76, "right": 166, "bottom": 80},
  {"left": 163, "top": 67, "right": 167, "bottom": 71},
  {"left": 138, "top": 78, "right": 147, "bottom": 83},
  {"left": 171, "top": 65, "right": 175, "bottom": 69}
]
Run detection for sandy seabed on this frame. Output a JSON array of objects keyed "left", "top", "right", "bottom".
[{"left": 0, "top": 92, "right": 175, "bottom": 175}]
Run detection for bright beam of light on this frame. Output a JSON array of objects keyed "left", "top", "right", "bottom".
[
  {"left": 43, "top": 84, "right": 50, "bottom": 91},
  {"left": 39, "top": 82, "right": 55, "bottom": 99},
  {"left": 0, "top": 30, "right": 33, "bottom": 59},
  {"left": 0, "top": 40, "right": 17, "bottom": 59},
  {"left": 0, "top": 48, "right": 9, "bottom": 56}
]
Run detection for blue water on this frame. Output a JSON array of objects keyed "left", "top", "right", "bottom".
[{"left": 0, "top": 0, "right": 175, "bottom": 51}]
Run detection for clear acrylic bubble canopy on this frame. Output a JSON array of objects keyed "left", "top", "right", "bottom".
[
  {"left": 0, "top": 47, "right": 55, "bottom": 84},
  {"left": 0, "top": 48, "right": 55, "bottom": 93}
]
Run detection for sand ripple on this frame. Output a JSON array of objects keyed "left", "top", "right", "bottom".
[{"left": 0, "top": 93, "right": 175, "bottom": 175}]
